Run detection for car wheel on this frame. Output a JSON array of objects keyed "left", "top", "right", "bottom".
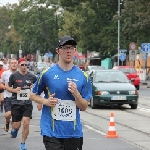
[
  {"left": 130, "top": 104, "right": 137, "bottom": 109},
  {"left": 136, "top": 85, "right": 139, "bottom": 90},
  {"left": 90, "top": 97, "right": 97, "bottom": 109}
]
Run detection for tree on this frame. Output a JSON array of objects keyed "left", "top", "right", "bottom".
[
  {"left": 121, "top": 0, "right": 150, "bottom": 46},
  {"left": 59, "top": 0, "right": 118, "bottom": 58},
  {"left": 11, "top": 0, "right": 62, "bottom": 55},
  {"left": 0, "top": 3, "right": 22, "bottom": 57}
]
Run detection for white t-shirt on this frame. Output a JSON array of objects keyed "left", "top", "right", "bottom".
[
  {"left": 1, "top": 69, "right": 12, "bottom": 98},
  {"left": 3, "top": 63, "right": 9, "bottom": 70}
]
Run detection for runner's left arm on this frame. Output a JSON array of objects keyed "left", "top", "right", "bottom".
[
  {"left": 69, "top": 75, "right": 92, "bottom": 111},
  {"left": 0, "top": 72, "right": 5, "bottom": 89}
]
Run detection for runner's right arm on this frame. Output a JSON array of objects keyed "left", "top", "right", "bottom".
[
  {"left": 7, "top": 74, "right": 21, "bottom": 93},
  {"left": 30, "top": 73, "right": 58, "bottom": 106}
]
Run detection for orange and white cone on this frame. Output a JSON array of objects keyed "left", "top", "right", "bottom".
[{"left": 105, "top": 112, "right": 119, "bottom": 138}]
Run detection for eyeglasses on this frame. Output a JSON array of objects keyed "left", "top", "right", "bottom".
[
  {"left": 60, "top": 46, "right": 75, "bottom": 50},
  {"left": 20, "top": 64, "right": 27, "bottom": 66}
]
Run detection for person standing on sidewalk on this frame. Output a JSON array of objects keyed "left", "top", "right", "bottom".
[
  {"left": 0, "top": 58, "right": 18, "bottom": 132},
  {"left": 0, "top": 61, "right": 6, "bottom": 113},
  {"left": 30, "top": 35, "right": 92, "bottom": 150},
  {"left": 7, "top": 58, "right": 36, "bottom": 150},
  {"left": 2, "top": 58, "right": 9, "bottom": 70}
]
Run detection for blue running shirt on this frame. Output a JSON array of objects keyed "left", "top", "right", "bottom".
[{"left": 32, "top": 64, "right": 92, "bottom": 138}]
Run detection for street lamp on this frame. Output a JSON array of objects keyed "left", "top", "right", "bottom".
[
  {"left": 118, "top": 0, "right": 123, "bottom": 66},
  {"left": 118, "top": 0, "right": 120, "bottom": 66}
]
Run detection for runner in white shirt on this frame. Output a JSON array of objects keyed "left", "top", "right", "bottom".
[{"left": 0, "top": 58, "right": 18, "bottom": 132}]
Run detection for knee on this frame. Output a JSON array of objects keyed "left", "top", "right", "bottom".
[
  {"left": 5, "top": 112, "right": 11, "bottom": 118},
  {"left": 23, "top": 120, "right": 30, "bottom": 128},
  {"left": 13, "top": 122, "right": 21, "bottom": 129}
]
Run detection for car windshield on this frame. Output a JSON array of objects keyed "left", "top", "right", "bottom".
[
  {"left": 118, "top": 68, "right": 136, "bottom": 73},
  {"left": 94, "top": 71, "right": 129, "bottom": 83},
  {"left": 88, "top": 66, "right": 104, "bottom": 70}
]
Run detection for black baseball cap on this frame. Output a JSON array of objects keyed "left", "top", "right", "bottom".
[{"left": 58, "top": 35, "right": 77, "bottom": 47}]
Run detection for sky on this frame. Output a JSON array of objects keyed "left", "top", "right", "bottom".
[{"left": 0, "top": 0, "right": 19, "bottom": 5}]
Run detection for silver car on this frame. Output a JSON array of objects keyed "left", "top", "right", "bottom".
[{"left": 34, "top": 62, "right": 49, "bottom": 75}]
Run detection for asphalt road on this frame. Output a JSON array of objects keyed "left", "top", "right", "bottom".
[
  {"left": 0, "top": 101, "right": 142, "bottom": 150},
  {"left": 0, "top": 71, "right": 149, "bottom": 150}
]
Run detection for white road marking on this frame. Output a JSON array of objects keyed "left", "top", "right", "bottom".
[
  {"left": 138, "top": 107, "right": 150, "bottom": 112},
  {"left": 84, "top": 124, "right": 106, "bottom": 135}
]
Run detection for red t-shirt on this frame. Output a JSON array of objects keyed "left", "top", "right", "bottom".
[{"left": 0, "top": 68, "right": 6, "bottom": 89}]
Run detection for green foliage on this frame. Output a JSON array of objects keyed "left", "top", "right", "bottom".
[
  {"left": 0, "top": 0, "right": 150, "bottom": 59},
  {"left": 11, "top": 0, "right": 62, "bottom": 55},
  {"left": 59, "top": 0, "right": 118, "bottom": 57},
  {"left": 121, "top": 0, "right": 150, "bottom": 47},
  {"left": 0, "top": 4, "right": 20, "bottom": 56}
]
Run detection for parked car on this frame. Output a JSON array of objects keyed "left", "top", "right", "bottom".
[
  {"left": 34, "top": 62, "right": 49, "bottom": 75},
  {"left": 113, "top": 66, "right": 140, "bottom": 90},
  {"left": 90, "top": 69, "right": 139, "bottom": 109}
]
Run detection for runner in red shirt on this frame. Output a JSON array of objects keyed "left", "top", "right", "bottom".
[{"left": 0, "top": 61, "right": 6, "bottom": 113}]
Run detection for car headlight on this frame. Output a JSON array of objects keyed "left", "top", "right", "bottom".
[
  {"left": 129, "top": 91, "right": 135, "bottom": 95},
  {"left": 101, "top": 91, "right": 110, "bottom": 95}
]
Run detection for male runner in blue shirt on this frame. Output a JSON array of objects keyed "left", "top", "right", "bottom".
[{"left": 30, "top": 35, "right": 92, "bottom": 150}]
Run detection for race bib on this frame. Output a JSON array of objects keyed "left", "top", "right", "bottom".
[
  {"left": 17, "top": 89, "right": 30, "bottom": 100},
  {"left": 52, "top": 100, "right": 76, "bottom": 121}
]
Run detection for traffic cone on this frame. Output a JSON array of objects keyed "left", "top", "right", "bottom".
[{"left": 105, "top": 112, "right": 119, "bottom": 138}]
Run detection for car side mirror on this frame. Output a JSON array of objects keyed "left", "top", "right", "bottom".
[{"left": 130, "top": 78, "right": 135, "bottom": 82}]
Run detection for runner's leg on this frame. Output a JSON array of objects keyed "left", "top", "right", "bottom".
[
  {"left": 20, "top": 104, "right": 33, "bottom": 149},
  {"left": 11, "top": 104, "right": 22, "bottom": 137},
  {"left": 4, "top": 97, "right": 12, "bottom": 132},
  {"left": 21, "top": 116, "right": 30, "bottom": 142},
  {"left": 0, "top": 91, "right": 4, "bottom": 113}
]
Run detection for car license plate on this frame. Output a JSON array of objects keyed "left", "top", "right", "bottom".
[{"left": 111, "top": 96, "right": 126, "bottom": 100}]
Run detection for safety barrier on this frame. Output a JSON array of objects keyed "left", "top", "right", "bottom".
[{"left": 136, "top": 69, "right": 146, "bottom": 82}]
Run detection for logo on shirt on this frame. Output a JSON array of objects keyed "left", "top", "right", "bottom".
[
  {"left": 16, "top": 80, "right": 22, "bottom": 82},
  {"left": 54, "top": 75, "right": 59, "bottom": 79},
  {"left": 67, "top": 78, "right": 78, "bottom": 82},
  {"left": 26, "top": 80, "right": 31, "bottom": 83},
  {"left": 23, "top": 85, "right": 30, "bottom": 89}
]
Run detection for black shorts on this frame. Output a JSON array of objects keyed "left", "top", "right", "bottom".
[
  {"left": 0, "top": 89, "right": 4, "bottom": 93},
  {"left": 80, "top": 137, "right": 83, "bottom": 150},
  {"left": 11, "top": 104, "right": 33, "bottom": 122},
  {"left": 4, "top": 97, "right": 12, "bottom": 112},
  {"left": 43, "top": 136, "right": 81, "bottom": 150}
]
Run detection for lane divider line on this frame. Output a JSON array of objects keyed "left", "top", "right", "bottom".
[{"left": 84, "top": 124, "right": 106, "bottom": 135}]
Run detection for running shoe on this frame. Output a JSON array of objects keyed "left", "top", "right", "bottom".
[
  {"left": 20, "top": 143, "right": 27, "bottom": 150},
  {"left": 4, "top": 123, "right": 9, "bottom": 132},
  {"left": 11, "top": 129, "right": 18, "bottom": 138}
]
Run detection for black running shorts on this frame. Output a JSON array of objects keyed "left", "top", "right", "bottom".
[
  {"left": 4, "top": 97, "right": 12, "bottom": 112},
  {"left": 11, "top": 104, "right": 33, "bottom": 122},
  {"left": 43, "top": 136, "right": 81, "bottom": 150}
]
